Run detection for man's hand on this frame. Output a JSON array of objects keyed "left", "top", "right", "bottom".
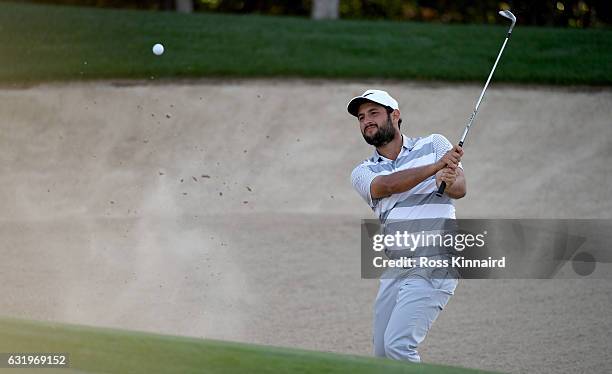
[
  {"left": 436, "top": 145, "right": 463, "bottom": 170},
  {"left": 436, "top": 167, "right": 457, "bottom": 188},
  {"left": 436, "top": 166, "right": 466, "bottom": 199}
]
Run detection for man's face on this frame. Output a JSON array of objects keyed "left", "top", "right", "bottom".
[{"left": 357, "top": 102, "right": 397, "bottom": 147}]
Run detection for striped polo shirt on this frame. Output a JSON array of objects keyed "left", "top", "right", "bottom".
[{"left": 351, "top": 133, "right": 462, "bottom": 224}]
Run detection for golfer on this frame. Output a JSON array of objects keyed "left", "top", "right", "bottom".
[{"left": 348, "top": 89, "right": 466, "bottom": 363}]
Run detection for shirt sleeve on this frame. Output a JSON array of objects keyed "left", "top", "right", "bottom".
[
  {"left": 432, "top": 134, "right": 463, "bottom": 169},
  {"left": 351, "top": 163, "right": 380, "bottom": 209}
]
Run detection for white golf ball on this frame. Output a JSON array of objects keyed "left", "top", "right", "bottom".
[{"left": 152, "top": 43, "right": 164, "bottom": 56}]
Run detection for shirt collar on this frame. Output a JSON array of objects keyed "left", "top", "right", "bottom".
[{"left": 371, "top": 134, "right": 415, "bottom": 162}]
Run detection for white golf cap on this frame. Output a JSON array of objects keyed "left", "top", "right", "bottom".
[{"left": 347, "top": 89, "right": 399, "bottom": 117}]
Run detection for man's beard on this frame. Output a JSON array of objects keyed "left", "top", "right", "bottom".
[{"left": 362, "top": 115, "right": 397, "bottom": 147}]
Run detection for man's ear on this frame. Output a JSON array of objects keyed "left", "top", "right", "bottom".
[{"left": 392, "top": 109, "right": 401, "bottom": 123}]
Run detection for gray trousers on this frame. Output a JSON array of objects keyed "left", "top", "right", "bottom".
[{"left": 373, "top": 273, "right": 458, "bottom": 362}]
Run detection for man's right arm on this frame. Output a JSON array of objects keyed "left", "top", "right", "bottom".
[
  {"left": 370, "top": 163, "right": 440, "bottom": 199},
  {"left": 370, "top": 145, "right": 463, "bottom": 199}
]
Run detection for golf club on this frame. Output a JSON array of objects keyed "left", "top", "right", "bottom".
[{"left": 436, "top": 10, "right": 516, "bottom": 197}]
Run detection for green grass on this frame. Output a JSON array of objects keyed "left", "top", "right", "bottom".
[
  {"left": 0, "top": 317, "right": 499, "bottom": 373},
  {"left": 0, "top": 1, "right": 611, "bottom": 85}
]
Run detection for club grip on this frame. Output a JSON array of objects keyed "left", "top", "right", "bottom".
[
  {"left": 436, "top": 140, "right": 464, "bottom": 197},
  {"left": 436, "top": 181, "right": 447, "bottom": 197}
]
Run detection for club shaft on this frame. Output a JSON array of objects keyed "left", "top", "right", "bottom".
[
  {"left": 460, "top": 36, "right": 509, "bottom": 145},
  {"left": 436, "top": 31, "right": 513, "bottom": 198},
  {"left": 475, "top": 36, "right": 509, "bottom": 116}
]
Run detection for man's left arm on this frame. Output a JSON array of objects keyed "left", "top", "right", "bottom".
[{"left": 436, "top": 167, "right": 466, "bottom": 199}]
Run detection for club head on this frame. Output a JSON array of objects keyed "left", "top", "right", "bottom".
[{"left": 498, "top": 10, "right": 516, "bottom": 33}]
